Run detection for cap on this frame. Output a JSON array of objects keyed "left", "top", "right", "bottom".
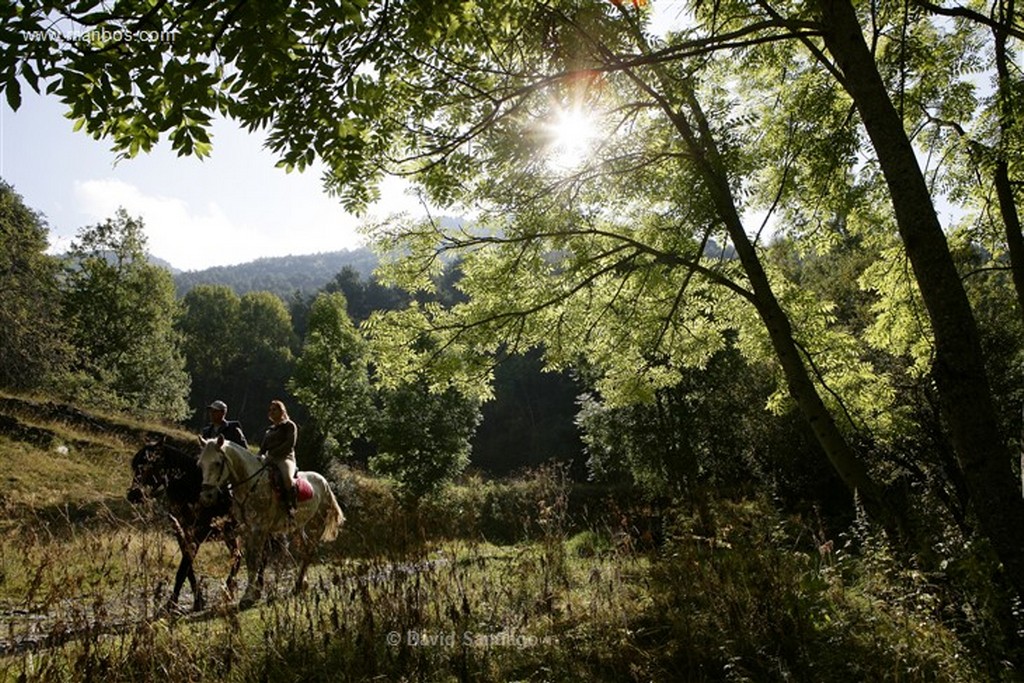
[{"left": 207, "top": 400, "right": 228, "bottom": 412}]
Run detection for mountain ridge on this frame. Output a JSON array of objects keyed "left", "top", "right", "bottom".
[{"left": 172, "top": 246, "right": 379, "bottom": 298}]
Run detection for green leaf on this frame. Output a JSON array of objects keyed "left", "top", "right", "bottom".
[
  {"left": 4, "top": 76, "right": 20, "bottom": 110},
  {"left": 20, "top": 62, "right": 38, "bottom": 93}
]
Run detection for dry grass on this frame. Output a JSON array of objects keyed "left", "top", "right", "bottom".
[{"left": 0, "top": 396, "right": 1003, "bottom": 682}]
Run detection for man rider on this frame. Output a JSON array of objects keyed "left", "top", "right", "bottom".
[{"left": 201, "top": 400, "right": 248, "bottom": 448}]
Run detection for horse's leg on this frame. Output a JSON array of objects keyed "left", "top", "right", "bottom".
[
  {"left": 294, "top": 558, "right": 310, "bottom": 594},
  {"left": 224, "top": 532, "right": 242, "bottom": 598},
  {"left": 292, "top": 518, "right": 320, "bottom": 595},
  {"left": 291, "top": 533, "right": 308, "bottom": 594},
  {"left": 189, "top": 552, "right": 206, "bottom": 611},
  {"left": 239, "top": 532, "right": 267, "bottom": 609},
  {"left": 189, "top": 527, "right": 214, "bottom": 612},
  {"left": 167, "top": 517, "right": 198, "bottom": 613},
  {"left": 169, "top": 552, "right": 191, "bottom": 610},
  {"left": 256, "top": 554, "right": 266, "bottom": 594}
]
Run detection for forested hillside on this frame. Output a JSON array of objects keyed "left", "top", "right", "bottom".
[{"left": 173, "top": 248, "right": 378, "bottom": 298}]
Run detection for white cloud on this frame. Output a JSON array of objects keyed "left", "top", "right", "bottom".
[
  {"left": 71, "top": 178, "right": 367, "bottom": 272},
  {"left": 73, "top": 179, "right": 249, "bottom": 270},
  {"left": 11, "top": 91, "right": 433, "bottom": 271}
]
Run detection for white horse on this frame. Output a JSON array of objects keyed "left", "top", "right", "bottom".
[{"left": 197, "top": 435, "right": 344, "bottom": 608}]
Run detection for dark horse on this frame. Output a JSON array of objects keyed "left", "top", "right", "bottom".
[{"left": 127, "top": 436, "right": 242, "bottom": 612}]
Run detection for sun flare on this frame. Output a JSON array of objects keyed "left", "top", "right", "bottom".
[{"left": 545, "top": 107, "right": 598, "bottom": 171}]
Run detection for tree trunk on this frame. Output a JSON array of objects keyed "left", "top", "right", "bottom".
[
  {"left": 657, "top": 82, "right": 901, "bottom": 531},
  {"left": 816, "top": 0, "right": 1024, "bottom": 595},
  {"left": 992, "top": 3, "right": 1024, "bottom": 323},
  {"left": 994, "top": 159, "right": 1024, "bottom": 322},
  {"left": 710, "top": 160, "right": 897, "bottom": 530}
]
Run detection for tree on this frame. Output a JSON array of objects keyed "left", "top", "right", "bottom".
[
  {"left": 910, "top": 0, "right": 1024, "bottom": 323},
  {"left": 11, "top": 0, "right": 887, "bottom": 515},
  {"left": 472, "top": 349, "right": 583, "bottom": 477},
  {"left": 342, "top": 5, "right": 899, "bottom": 534},
  {"left": 579, "top": 348, "right": 757, "bottom": 494},
  {"left": 0, "top": 181, "right": 68, "bottom": 391},
  {"left": 323, "top": 266, "right": 410, "bottom": 324},
  {"left": 177, "top": 284, "right": 243, "bottom": 424},
  {"left": 289, "top": 292, "right": 372, "bottom": 461},
  {"left": 367, "top": 380, "right": 481, "bottom": 501},
  {"left": 805, "top": 0, "right": 1024, "bottom": 595},
  {"left": 232, "top": 291, "right": 297, "bottom": 429},
  {"left": 61, "top": 209, "right": 189, "bottom": 420}
]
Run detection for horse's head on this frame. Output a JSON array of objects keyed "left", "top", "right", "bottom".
[
  {"left": 127, "top": 437, "right": 167, "bottom": 504},
  {"left": 198, "top": 434, "right": 229, "bottom": 507}
]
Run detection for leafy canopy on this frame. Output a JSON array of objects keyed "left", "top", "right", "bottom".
[
  {"left": 61, "top": 209, "right": 190, "bottom": 419},
  {"left": 0, "top": 181, "right": 68, "bottom": 391},
  {"left": 5, "top": 0, "right": 1008, "bottom": 452}
]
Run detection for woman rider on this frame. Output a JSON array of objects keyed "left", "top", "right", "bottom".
[{"left": 259, "top": 400, "right": 298, "bottom": 517}]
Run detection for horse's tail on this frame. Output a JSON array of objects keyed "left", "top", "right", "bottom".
[{"left": 320, "top": 484, "right": 345, "bottom": 542}]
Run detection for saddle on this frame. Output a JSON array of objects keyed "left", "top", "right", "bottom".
[
  {"left": 295, "top": 478, "right": 313, "bottom": 502},
  {"left": 268, "top": 466, "right": 314, "bottom": 503}
]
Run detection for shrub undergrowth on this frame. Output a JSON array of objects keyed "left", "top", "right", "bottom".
[{"left": 0, "top": 432, "right": 1012, "bottom": 682}]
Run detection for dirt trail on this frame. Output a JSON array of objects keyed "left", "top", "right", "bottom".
[
  {"left": 0, "top": 586, "right": 235, "bottom": 656},
  {"left": 0, "top": 557, "right": 455, "bottom": 656}
]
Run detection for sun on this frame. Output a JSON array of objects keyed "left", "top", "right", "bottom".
[{"left": 545, "top": 107, "right": 598, "bottom": 171}]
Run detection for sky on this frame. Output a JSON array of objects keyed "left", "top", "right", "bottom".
[
  {"left": 0, "top": 91, "right": 428, "bottom": 272},
  {"left": 0, "top": 3, "right": 689, "bottom": 273}
]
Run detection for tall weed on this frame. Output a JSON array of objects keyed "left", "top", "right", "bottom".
[{"left": 643, "top": 498, "right": 983, "bottom": 682}]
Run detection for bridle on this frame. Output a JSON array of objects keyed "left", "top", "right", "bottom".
[
  {"left": 130, "top": 446, "right": 169, "bottom": 499},
  {"left": 200, "top": 446, "right": 270, "bottom": 519}
]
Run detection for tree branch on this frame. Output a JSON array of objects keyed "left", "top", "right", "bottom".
[{"left": 912, "top": 0, "right": 1024, "bottom": 39}]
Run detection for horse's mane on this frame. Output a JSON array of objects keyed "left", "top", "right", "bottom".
[
  {"left": 219, "top": 440, "right": 275, "bottom": 474},
  {"left": 160, "top": 441, "right": 200, "bottom": 470},
  {"left": 133, "top": 439, "right": 205, "bottom": 504},
  {"left": 221, "top": 439, "right": 256, "bottom": 460}
]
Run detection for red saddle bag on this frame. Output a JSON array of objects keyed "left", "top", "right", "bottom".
[{"left": 295, "top": 477, "right": 314, "bottom": 503}]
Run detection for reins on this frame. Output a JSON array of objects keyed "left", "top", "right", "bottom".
[
  {"left": 221, "top": 454, "right": 270, "bottom": 520},
  {"left": 201, "top": 442, "right": 300, "bottom": 531},
  {"left": 235, "top": 461, "right": 270, "bottom": 489}
]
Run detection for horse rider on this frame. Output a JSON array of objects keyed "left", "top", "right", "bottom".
[
  {"left": 259, "top": 399, "right": 298, "bottom": 518},
  {"left": 202, "top": 400, "right": 249, "bottom": 448}
]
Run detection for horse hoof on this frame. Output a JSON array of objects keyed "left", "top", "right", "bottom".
[
  {"left": 239, "top": 592, "right": 260, "bottom": 610},
  {"left": 159, "top": 600, "right": 183, "bottom": 617},
  {"left": 193, "top": 596, "right": 206, "bottom": 612}
]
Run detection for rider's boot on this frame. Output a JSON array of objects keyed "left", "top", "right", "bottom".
[{"left": 286, "top": 484, "right": 297, "bottom": 519}]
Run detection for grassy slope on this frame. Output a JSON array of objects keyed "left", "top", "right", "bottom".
[
  {"left": 0, "top": 393, "right": 187, "bottom": 515},
  {"left": 0, "top": 393, "right": 232, "bottom": 612},
  {"left": 0, "top": 392, "right": 195, "bottom": 516}
]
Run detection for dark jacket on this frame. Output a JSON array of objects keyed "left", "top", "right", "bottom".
[
  {"left": 202, "top": 420, "right": 248, "bottom": 448},
  {"left": 259, "top": 419, "right": 297, "bottom": 463}
]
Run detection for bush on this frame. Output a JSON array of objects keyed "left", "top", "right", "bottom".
[
  {"left": 640, "top": 498, "right": 982, "bottom": 682},
  {"left": 566, "top": 530, "right": 612, "bottom": 558}
]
